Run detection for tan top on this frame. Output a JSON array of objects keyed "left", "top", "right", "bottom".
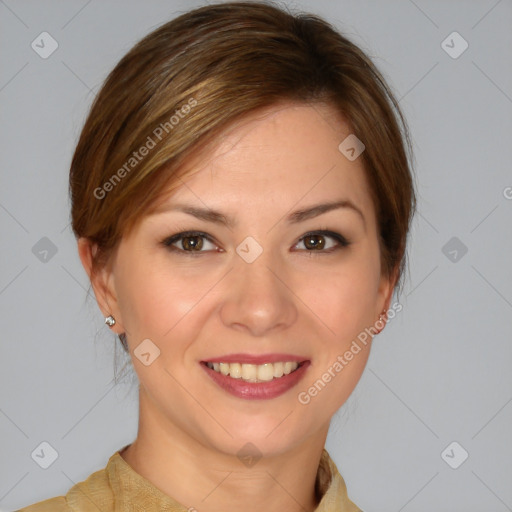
[{"left": 16, "top": 446, "right": 361, "bottom": 511}]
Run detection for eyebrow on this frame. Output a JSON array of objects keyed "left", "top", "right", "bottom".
[{"left": 154, "top": 199, "right": 366, "bottom": 229}]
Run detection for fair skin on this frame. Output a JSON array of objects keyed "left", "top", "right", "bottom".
[{"left": 79, "top": 102, "right": 395, "bottom": 512}]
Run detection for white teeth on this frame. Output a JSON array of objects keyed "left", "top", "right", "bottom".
[
  {"left": 242, "top": 363, "right": 257, "bottom": 382},
  {"left": 229, "top": 362, "right": 242, "bottom": 379},
  {"left": 283, "top": 362, "right": 294, "bottom": 375},
  {"left": 273, "top": 362, "right": 284, "bottom": 378},
  {"left": 257, "top": 363, "right": 274, "bottom": 382},
  {"left": 205, "top": 361, "right": 299, "bottom": 382}
]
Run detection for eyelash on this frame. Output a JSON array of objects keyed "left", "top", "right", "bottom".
[{"left": 161, "top": 230, "right": 351, "bottom": 256}]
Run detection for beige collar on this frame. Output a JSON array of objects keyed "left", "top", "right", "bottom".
[{"left": 65, "top": 446, "right": 361, "bottom": 511}]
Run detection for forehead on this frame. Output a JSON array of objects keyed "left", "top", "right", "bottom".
[{"left": 155, "top": 102, "right": 375, "bottom": 224}]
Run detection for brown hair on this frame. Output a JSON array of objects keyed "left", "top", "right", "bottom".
[{"left": 70, "top": 1, "right": 416, "bottom": 324}]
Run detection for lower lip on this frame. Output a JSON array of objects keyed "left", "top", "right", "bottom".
[{"left": 201, "top": 361, "right": 310, "bottom": 400}]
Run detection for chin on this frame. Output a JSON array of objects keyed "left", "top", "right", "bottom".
[{"left": 201, "top": 409, "right": 315, "bottom": 459}]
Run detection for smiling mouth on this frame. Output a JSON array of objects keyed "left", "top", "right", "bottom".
[{"left": 203, "top": 361, "right": 303, "bottom": 383}]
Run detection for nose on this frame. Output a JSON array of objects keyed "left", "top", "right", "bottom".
[{"left": 219, "top": 248, "right": 298, "bottom": 337}]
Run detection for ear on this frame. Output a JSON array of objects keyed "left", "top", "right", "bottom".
[
  {"left": 375, "top": 265, "right": 399, "bottom": 332},
  {"left": 77, "top": 237, "right": 124, "bottom": 335}
]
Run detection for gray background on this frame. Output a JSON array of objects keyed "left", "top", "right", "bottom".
[{"left": 1, "top": 0, "right": 511, "bottom": 511}]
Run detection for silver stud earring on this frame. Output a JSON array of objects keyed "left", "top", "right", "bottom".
[{"left": 105, "top": 315, "right": 116, "bottom": 327}]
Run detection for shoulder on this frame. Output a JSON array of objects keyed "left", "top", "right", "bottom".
[
  {"left": 15, "top": 454, "right": 115, "bottom": 512},
  {"left": 319, "top": 449, "right": 362, "bottom": 512},
  {"left": 15, "top": 495, "right": 70, "bottom": 511}
]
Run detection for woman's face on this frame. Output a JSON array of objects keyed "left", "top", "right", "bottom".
[{"left": 86, "top": 102, "right": 394, "bottom": 457}]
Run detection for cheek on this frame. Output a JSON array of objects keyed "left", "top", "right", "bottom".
[
  {"left": 295, "top": 257, "right": 379, "bottom": 415},
  {"left": 297, "top": 251, "right": 381, "bottom": 338},
  {"left": 115, "top": 260, "right": 176, "bottom": 340},
  {"left": 115, "top": 257, "right": 219, "bottom": 351}
]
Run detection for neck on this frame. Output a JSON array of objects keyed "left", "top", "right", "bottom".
[{"left": 120, "top": 387, "right": 330, "bottom": 512}]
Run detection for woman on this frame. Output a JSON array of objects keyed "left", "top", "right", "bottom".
[{"left": 18, "top": 1, "right": 415, "bottom": 510}]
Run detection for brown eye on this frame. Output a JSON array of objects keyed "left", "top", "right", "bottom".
[
  {"left": 162, "top": 231, "right": 218, "bottom": 254},
  {"left": 181, "top": 235, "right": 204, "bottom": 251},
  {"left": 303, "top": 234, "right": 325, "bottom": 250},
  {"left": 294, "top": 231, "right": 350, "bottom": 253}
]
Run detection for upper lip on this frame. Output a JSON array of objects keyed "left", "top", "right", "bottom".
[{"left": 202, "top": 353, "right": 308, "bottom": 365}]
